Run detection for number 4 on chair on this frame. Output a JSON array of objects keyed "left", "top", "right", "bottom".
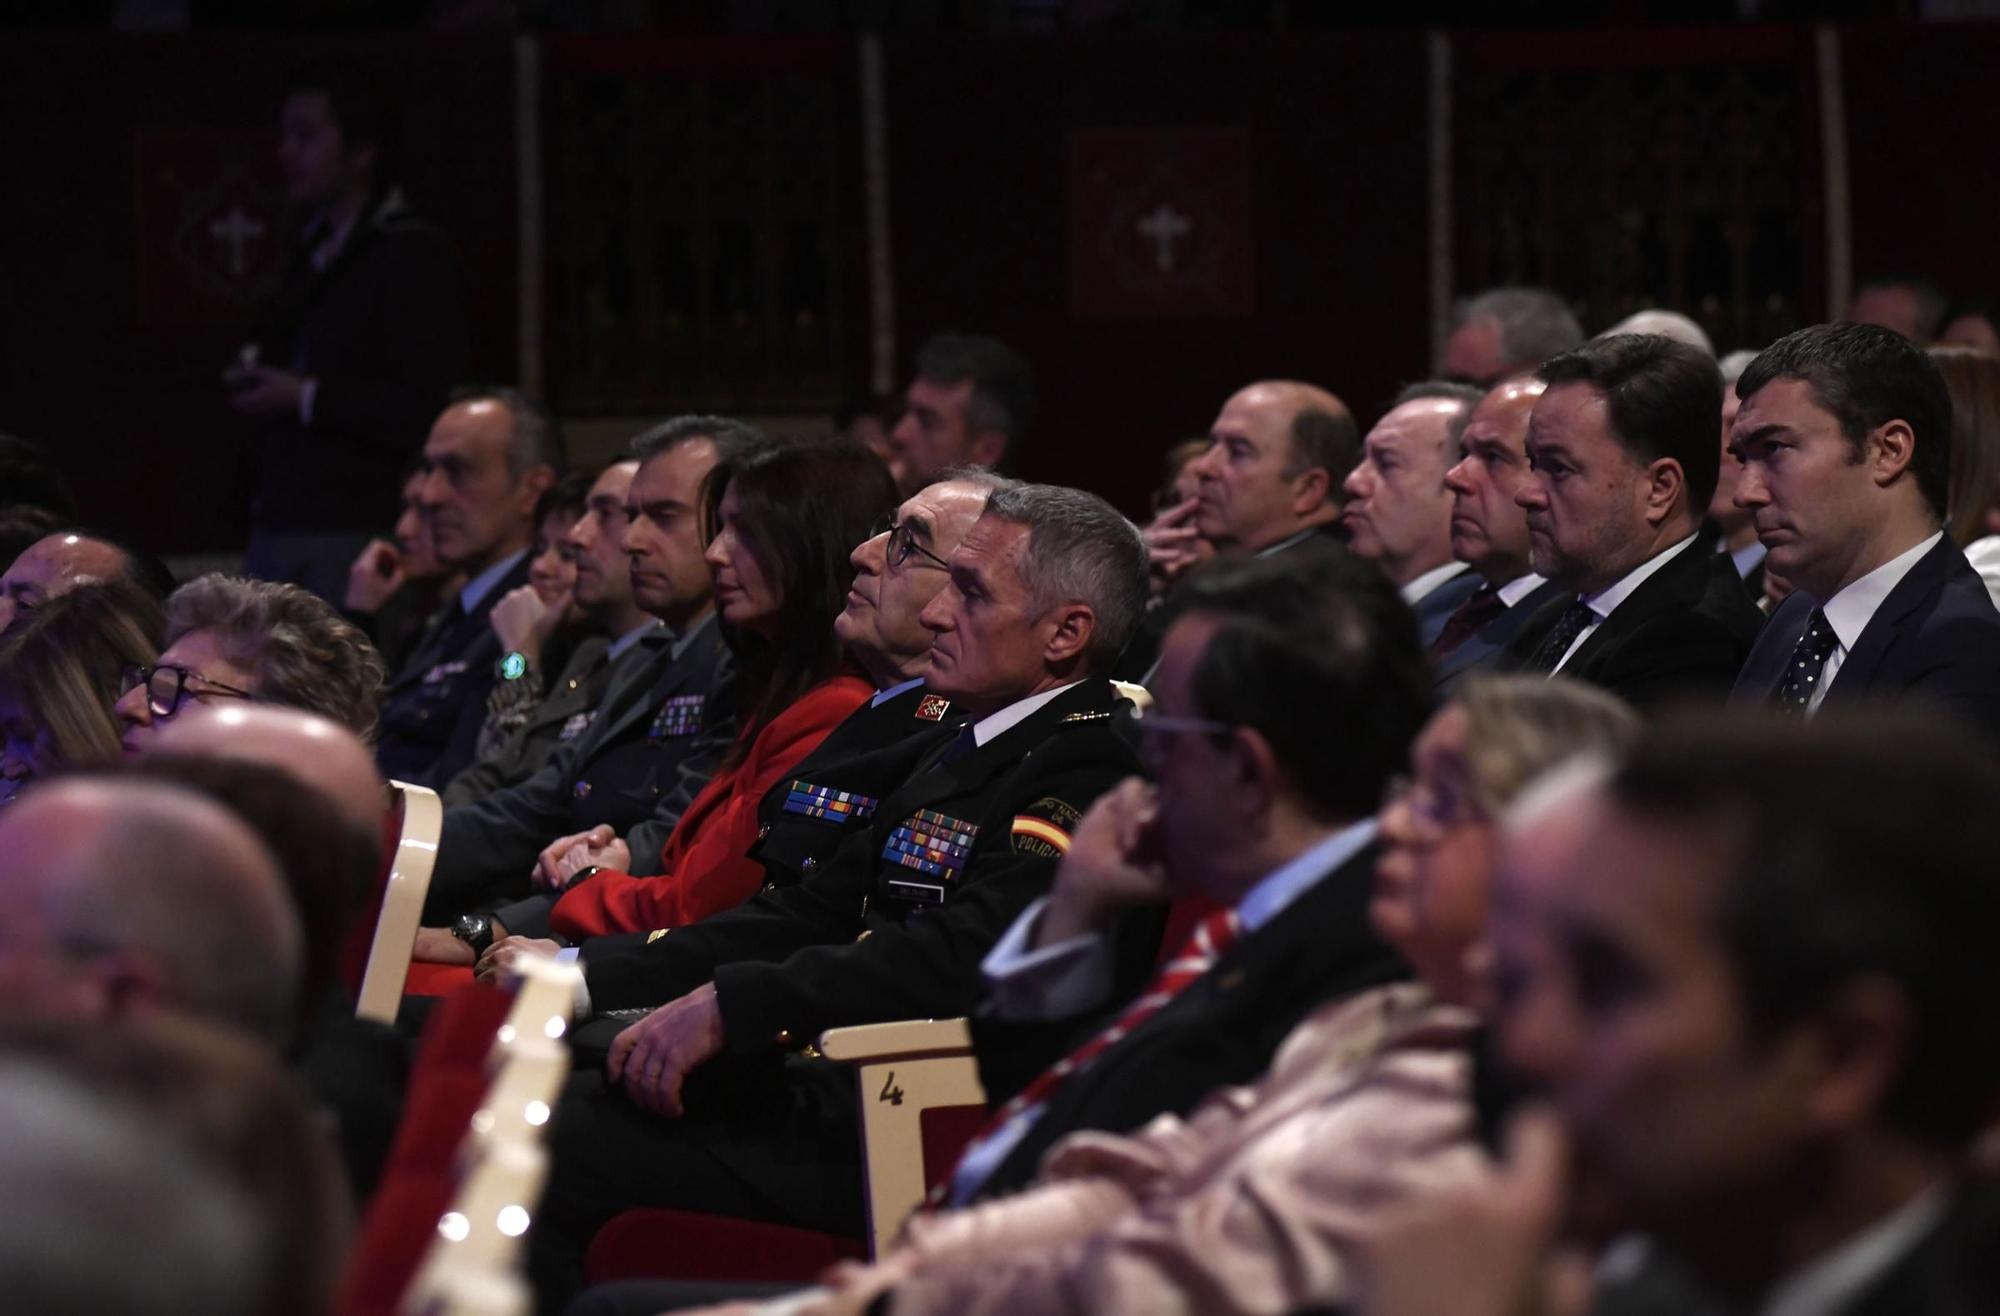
[{"left": 877, "top": 1071, "right": 905, "bottom": 1106}]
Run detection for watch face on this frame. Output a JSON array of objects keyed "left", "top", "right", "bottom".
[{"left": 501, "top": 652, "right": 528, "bottom": 680}]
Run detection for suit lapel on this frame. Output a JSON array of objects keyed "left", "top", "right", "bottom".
[
  {"left": 1827, "top": 537, "right": 1954, "bottom": 703},
  {"left": 1435, "top": 578, "right": 1566, "bottom": 683},
  {"left": 1563, "top": 534, "right": 1711, "bottom": 676}
]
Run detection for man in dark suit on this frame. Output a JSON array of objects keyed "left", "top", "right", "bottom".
[
  {"left": 1381, "top": 716, "right": 2000, "bottom": 1316},
  {"left": 412, "top": 418, "right": 758, "bottom": 935},
  {"left": 525, "top": 483, "right": 1155, "bottom": 1307},
  {"left": 374, "top": 389, "right": 559, "bottom": 788},
  {"left": 950, "top": 550, "right": 1428, "bottom": 1203},
  {"left": 1728, "top": 323, "right": 2000, "bottom": 739},
  {"left": 1432, "top": 376, "right": 1568, "bottom": 688},
  {"left": 1497, "top": 334, "right": 1764, "bottom": 711},
  {"left": 1342, "top": 382, "right": 1486, "bottom": 646}
]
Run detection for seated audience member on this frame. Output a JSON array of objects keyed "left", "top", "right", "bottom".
[
  {"left": 885, "top": 332, "right": 1035, "bottom": 494},
  {"left": 1358, "top": 715, "right": 2000, "bottom": 1316},
  {"left": 375, "top": 387, "right": 562, "bottom": 787},
  {"left": 418, "top": 418, "right": 749, "bottom": 924},
  {"left": 1438, "top": 287, "right": 1585, "bottom": 386},
  {"left": 114, "top": 573, "right": 386, "bottom": 753},
  {"left": 0, "top": 526, "right": 175, "bottom": 636},
  {"left": 0, "top": 430, "right": 78, "bottom": 519},
  {"left": 1730, "top": 324, "right": 2000, "bottom": 736},
  {"left": 1597, "top": 307, "right": 1715, "bottom": 356},
  {"left": 343, "top": 459, "right": 460, "bottom": 672},
  {"left": 0, "top": 1012, "right": 351, "bottom": 1316},
  {"left": 525, "top": 483, "right": 1151, "bottom": 1307},
  {"left": 838, "top": 392, "right": 902, "bottom": 465},
  {"left": 640, "top": 677, "right": 1636, "bottom": 1316},
  {"left": 0, "top": 777, "right": 302, "bottom": 1048},
  {"left": 420, "top": 437, "right": 896, "bottom": 955},
  {"left": 1343, "top": 382, "right": 1484, "bottom": 643},
  {"left": 0, "top": 578, "right": 164, "bottom": 804},
  {"left": 1433, "top": 376, "right": 1566, "bottom": 688},
  {"left": 1135, "top": 435, "right": 1219, "bottom": 596},
  {"left": 445, "top": 462, "right": 647, "bottom": 805},
  {"left": 1930, "top": 345, "right": 2000, "bottom": 606},
  {"left": 468, "top": 469, "right": 594, "bottom": 759},
  {"left": 1707, "top": 349, "right": 1770, "bottom": 598},
  {"left": 1498, "top": 333, "right": 1765, "bottom": 709},
  {"left": 474, "top": 471, "right": 1001, "bottom": 974},
  {"left": 1939, "top": 296, "right": 2000, "bottom": 357},
  {"left": 1848, "top": 273, "right": 1948, "bottom": 345}
]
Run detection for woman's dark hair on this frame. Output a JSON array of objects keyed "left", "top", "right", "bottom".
[{"left": 700, "top": 437, "right": 898, "bottom": 764}]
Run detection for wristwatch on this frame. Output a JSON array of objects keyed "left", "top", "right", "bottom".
[
  {"left": 450, "top": 913, "right": 495, "bottom": 957},
  {"left": 498, "top": 651, "right": 530, "bottom": 681}
]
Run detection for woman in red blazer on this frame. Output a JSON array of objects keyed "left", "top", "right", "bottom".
[{"left": 545, "top": 437, "right": 897, "bottom": 940}]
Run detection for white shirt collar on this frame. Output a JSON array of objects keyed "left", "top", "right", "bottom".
[
  {"left": 872, "top": 675, "right": 926, "bottom": 708},
  {"left": 605, "top": 617, "right": 664, "bottom": 664},
  {"left": 1582, "top": 533, "right": 1701, "bottom": 621},
  {"left": 1235, "top": 818, "right": 1378, "bottom": 933},
  {"left": 1759, "top": 1182, "right": 1949, "bottom": 1316},
  {"left": 1400, "top": 560, "right": 1471, "bottom": 605},
  {"left": 1818, "top": 533, "right": 1941, "bottom": 653},
  {"left": 971, "top": 680, "right": 1082, "bottom": 747},
  {"left": 459, "top": 548, "right": 528, "bottom": 614},
  {"left": 1497, "top": 571, "right": 1549, "bottom": 608},
  {"left": 1254, "top": 525, "right": 1321, "bottom": 558}
]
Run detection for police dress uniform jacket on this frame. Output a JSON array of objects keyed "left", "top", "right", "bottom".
[
  {"left": 581, "top": 678, "right": 1148, "bottom": 1058},
  {"left": 1732, "top": 535, "right": 2000, "bottom": 743},
  {"left": 1497, "top": 528, "right": 1766, "bottom": 713},
  {"left": 969, "top": 838, "right": 1408, "bottom": 1199},
  {"left": 548, "top": 672, "right": 876, "bottom": 940},
  {"left": 424, "top": 619, "right": 733, "bottom": 924},
  {"left": 376, "top": 554, "right": 532, "bottom": 789},
  {"left": 1432, "top": 577, "right": 1569, "bottom": 691},
  {"left": 441, "top": 633, "right": 618, "bottom": 807}
]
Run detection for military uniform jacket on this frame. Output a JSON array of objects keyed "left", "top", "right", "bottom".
[
  {"left": 441, "top": 633, "right": 622, "bottom": 808},
  {"left": 583, "top": 679, "right": 1145, "bottom": 1060},
  {"left": 376, "top": 554, "right": 532, "bottom": 789},
  {"left": 424, "top": 617, "right": 734, "bottom": 923},
  {"left": 970, "top": 839, "right": 1408, "bottom": 1198}
]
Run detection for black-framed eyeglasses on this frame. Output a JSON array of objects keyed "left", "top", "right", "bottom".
[
  {"left": 872, "top": 516, "right": 951, "bottom": 571},
  {"left": 119, "top": 663, "right": 253, "bottom": 719}
]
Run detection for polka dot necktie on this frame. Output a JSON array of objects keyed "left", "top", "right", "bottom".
[
  {"left": 1525, "top": 600, "right": 1598, "bottom": 674},
  {"left": 1772, "top": 607, "right": 1840, "bottom": 713}
]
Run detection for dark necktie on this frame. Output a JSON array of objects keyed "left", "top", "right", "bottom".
[
  {"left": 1772, "top": 607, "right": 1840, "bottom": 713},
  {"left": 1430, "top": 585, "right": 1509, "bottom": 658},
  {"left": 1524, "top": 600, "right": 1598, "bottom": 675}
]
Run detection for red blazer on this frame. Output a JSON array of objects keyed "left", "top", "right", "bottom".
[{"left": 549, "top": 673, "right": 873, "bottom": 941}]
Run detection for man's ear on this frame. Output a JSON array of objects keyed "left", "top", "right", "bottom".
[
  {"left": 1228, "top": 725, "right": 1282, "bottom": 820},
  {"left": 1041, "top": 603, "right": 1098, "bottom": 669},
  {"left": 1868, "top": 420, "right": 1917, "bottom": 489},
  {"left": 968, "top": 431, "right": 1008, "bottom": 470},
  {"left": 512, "top": 464, "right": 557, "bottom": 517},
  {"left": 1797, "top": 974, "right": 1913, "bottom": 1136},
  {"left": 1642, "top": 458, "right": 1688, "bottom": 527},
  {"left": 1288, "top": 466, "right": 1333, "bottom": 518}
]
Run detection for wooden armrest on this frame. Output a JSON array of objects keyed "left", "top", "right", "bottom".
[
  {"left": 818, "top": 1017, "right": 973, "bottom": 1063},
  {"left": 1110, "top": 680, "right": 1153, "bottom": 711},
  {"left": 357, "top": 780, "right": 443, "bottom": 1024}
]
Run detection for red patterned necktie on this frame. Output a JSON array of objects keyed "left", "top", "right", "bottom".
[
  {"left": 960, "top": 907, "right": 1244, "bottom": 1157},
  {"left": 1429, "top": 584, "right": 1508, "bottom": 658}
]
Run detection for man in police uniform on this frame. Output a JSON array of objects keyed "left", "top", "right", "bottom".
[
  {"left": 413, "top": 417, "right": 755, "bottom": 934},
  {"left": 472, "top": 470, "right": 1005, "bottom": 962},
  {"left": 375, "top": 389, "right": 559, "bottom": 787},
  {"left": 527, "top": 483, "right": 1155, "bottom": 1307}
]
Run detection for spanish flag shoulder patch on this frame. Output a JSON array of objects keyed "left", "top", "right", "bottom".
[{"left": 1011, "top": 815, "right": 1073, "bottom": 855}]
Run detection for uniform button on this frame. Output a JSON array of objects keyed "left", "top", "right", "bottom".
[
  {"left": 574, "top": 781, "right": 593, "bottom": 799},
  {"left": 774, "top": 1029, "right": 793, "bottom": 1046},
  {"left": 756, "top": 824, "right": 771, "bottom": 841},
  {"left": 567, "top": 678, "right": 579, "bottom": 690},
  {"left": 800, "top": 858, "right": 817, "bottom": 874}
]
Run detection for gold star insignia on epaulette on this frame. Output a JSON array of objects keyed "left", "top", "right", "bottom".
[
  {"left": 1059, "top": 711, "right": 1114, "bottom": 725},
  {"left": 646, "top": 928, "right": 669, "bottom": 943}
]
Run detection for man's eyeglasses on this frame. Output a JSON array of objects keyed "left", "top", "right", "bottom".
[
  {"left": 872, "top": 517, "right": 951, "bottom": 571},
  {"left": 1119, "top": 703, "right": 1236, "bottom": 769},
  {"left": 119, "top": 663, "right": 254, "bottom": 719}
]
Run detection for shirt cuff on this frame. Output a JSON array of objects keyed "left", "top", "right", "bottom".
[
  {"left": 980, "top": 896, "right": 1117, "bottom": 1021},
  {"left": 557, "top": 948, "right": 593, "bottom": 1021}
]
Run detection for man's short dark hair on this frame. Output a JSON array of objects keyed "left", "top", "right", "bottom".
[
  {"left": 914, "top": 332, "right": 1038, "bottom": 467},
  {"left": 0, "top": 433, "right": 76, "bottom": 519},
  {"left": 61, "top": 527, "right": 176, "bottom": 603},
  {"left": 627, "top": 414, "right": 765, "bottom": 468},
  {"left": 1539, "top": 334, "right": 1724, "bottom": 514},
  {"left": 1282, "top": 407, "right": 1363, "bottom": 484},
  {"left": 282, "top": 56, "right": 401, "bottom": 183},
  {"left": 1608, "top": 713, "right": 2000, "bottom": 1151},
  {"left": 1168, "top": 551, "right": 1431, "bottom": 822},
  {"left": 1391, "top": 380, "right": 1487, "bottom": 449},
  {"left": 450, "top": 386, "right": 565, "bottom": 476},
  {"left": 1737, "top": 322, "right": 1953, "bottom": 521}
]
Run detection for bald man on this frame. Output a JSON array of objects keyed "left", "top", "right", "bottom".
[
  {"left": 1432, "top": 377, "right": 1569, "bottom": 688},
  {"left": 0, "top": 779, "right": 302, "bottom": 1046},
  {"left": 0, "top": 531, "right": 151, "bottom": 636},
  {"left": 154, "top": 703, "right": 383, "bottom": 838}
]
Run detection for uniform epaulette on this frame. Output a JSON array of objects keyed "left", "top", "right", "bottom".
[{"left": 1059, "top": 710, "right": 1115, "bottom": 725}]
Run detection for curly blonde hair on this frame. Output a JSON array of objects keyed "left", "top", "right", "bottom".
[{"left": 166, "top": 575, "right": 386, "bottom": 745}]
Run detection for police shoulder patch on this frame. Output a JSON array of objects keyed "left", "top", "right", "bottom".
[{"left": 1011, "top": 796, "right": 1083, "bottom": 856}]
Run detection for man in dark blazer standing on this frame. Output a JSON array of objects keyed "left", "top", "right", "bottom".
[
  {"left": 1431, "top": 375, "right": 1568, "bottom": 689},
  {"left": 1729, "top": 323, "right": 2000, "bottom": 740},
  {"left": 1497, "top": 334, "right": 1764, "bottom": 711}
]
